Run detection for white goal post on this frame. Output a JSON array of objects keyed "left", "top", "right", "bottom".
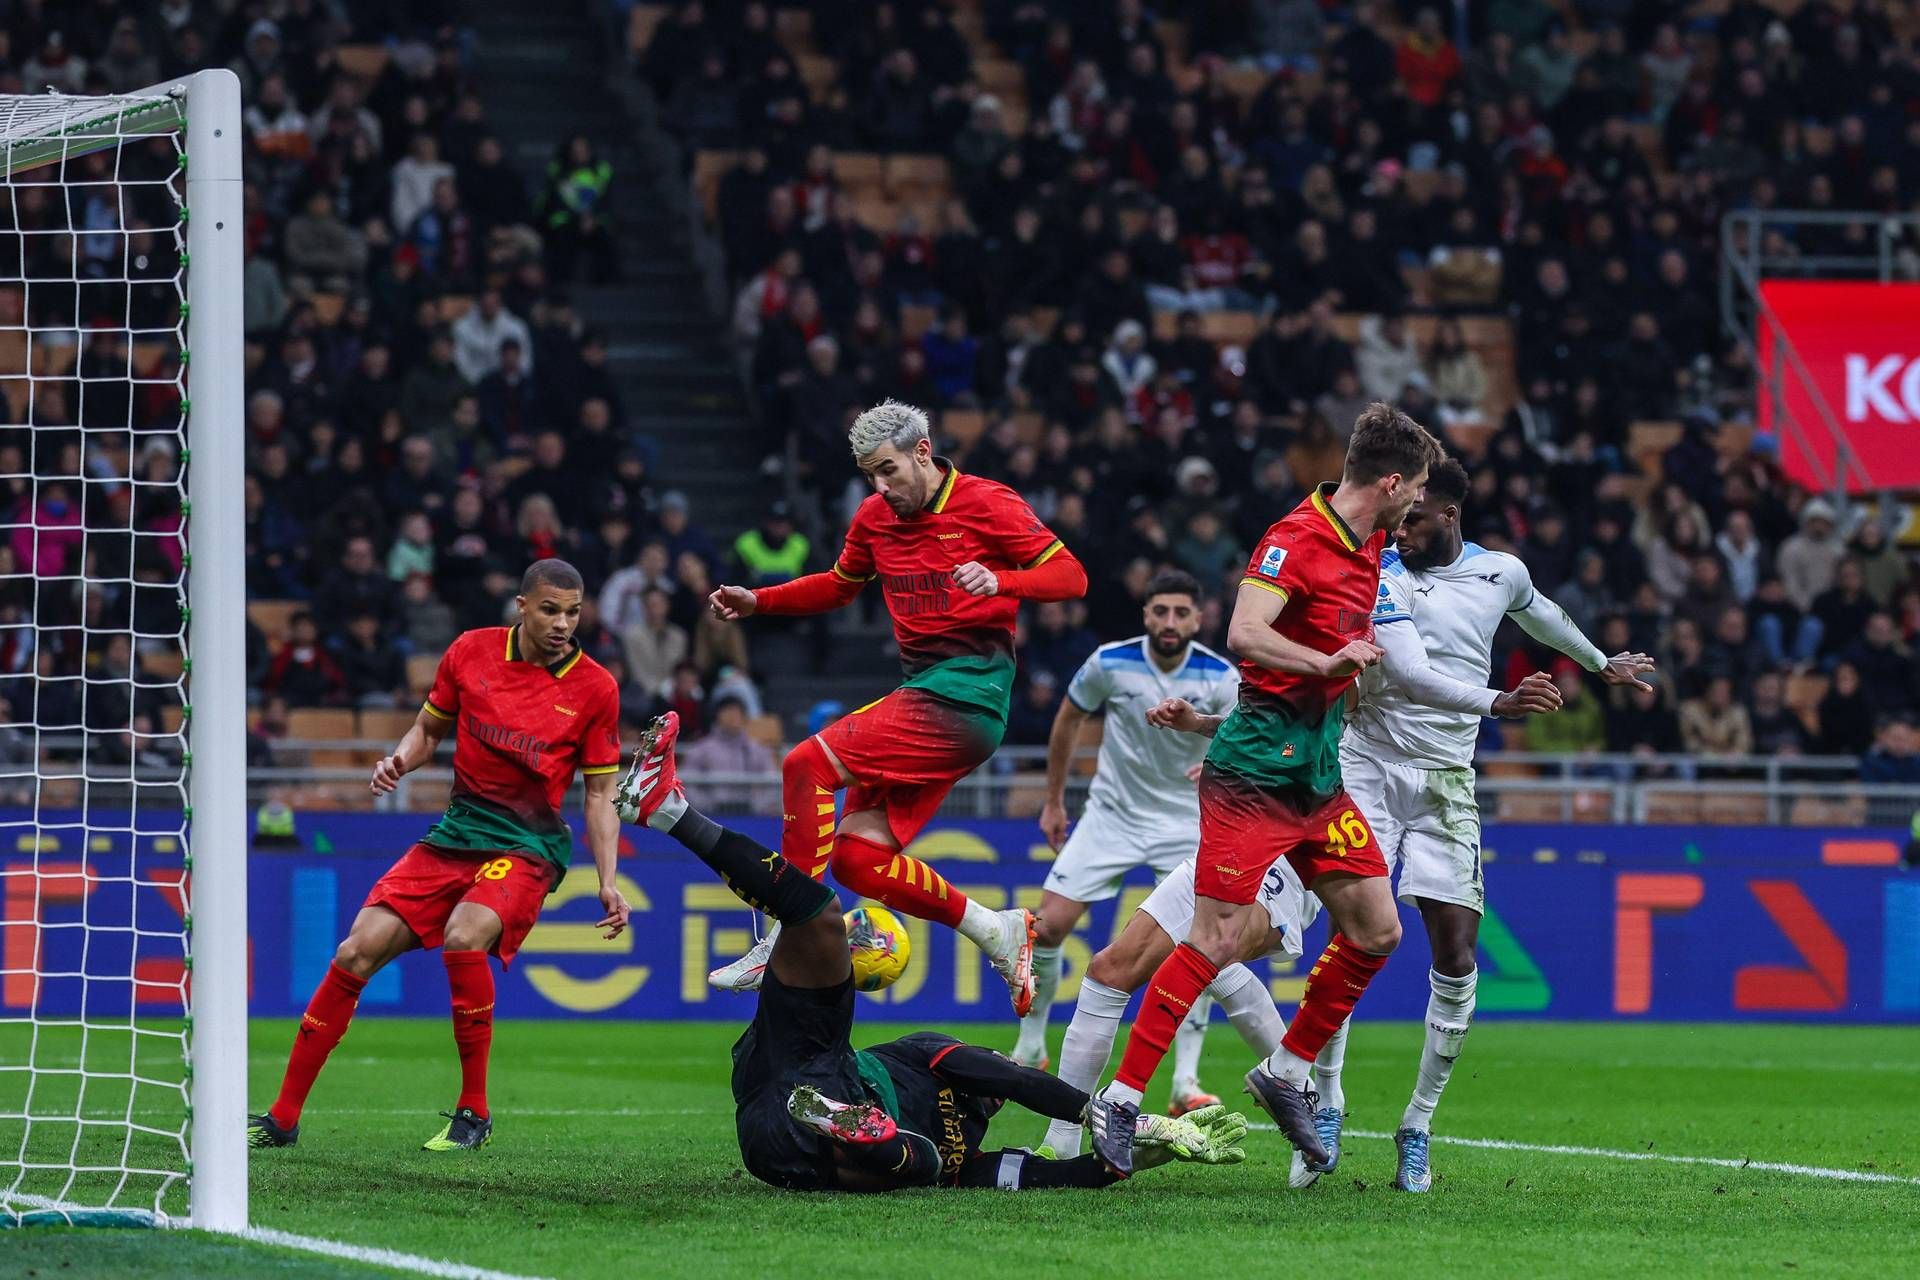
[{"left": 0, "top": 70, "right": 245, "bottom": 1231}]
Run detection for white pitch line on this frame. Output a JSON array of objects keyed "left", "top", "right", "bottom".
[
  {"left": 234, "top": 1226, "right": 556, "bottom": 1280},
  {"left": 1250, "top": 1124, "right": 1920, "bottom": 1186}
]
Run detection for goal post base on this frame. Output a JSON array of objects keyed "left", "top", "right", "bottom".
[{"left": 1, "top": 1207, "right": 165, "bottom": 1230}]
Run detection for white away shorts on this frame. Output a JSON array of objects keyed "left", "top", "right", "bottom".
[
  {"left": 1041, "top": 800, "right": 1196, "bottom": 904},
  {"left": 1339, "top": 745, "right": 1484, "bottom": 914},
  {"left": 1138, "top": 857, "right": 1316, "bottom": 962}
]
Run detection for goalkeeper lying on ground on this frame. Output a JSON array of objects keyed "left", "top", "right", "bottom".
[{"left": 616, "top": 712, "right": 1247, "bottom": 1191}]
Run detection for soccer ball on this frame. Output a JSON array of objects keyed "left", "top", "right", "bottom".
[{"left": 846, "top": 905, "right": 911, "bottom": 992}]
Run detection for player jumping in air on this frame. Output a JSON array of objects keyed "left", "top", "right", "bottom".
[
  {"left": 615, "top": 712, "right": 1248, "bottom": 1191},
  {"left": 1306, "top": 457, "right": 1655, "bottom": 1191},
  {"left": 704, "top": 400, "right": 1087, "bottom": 1014},
  {"left": 248, "top": 560, "right": 629, "bottom": 1152},
  {"left": 1085, "top": 402, "right": 1442, "bottom": 1177},
  {"left": 1013, "top": 569, "right": 1240, "bottom": 1117},
  {"left": 1040, "top": 846, "right": 1315, "bottom": 1156}
]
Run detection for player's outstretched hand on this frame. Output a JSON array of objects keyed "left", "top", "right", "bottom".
[
  {"left": 369, "top": 754, "right": 404, "bottom": 795},
  {"left": 952, "top": 561, "right": 999, "bottom": 596},
  {"left": 1326, "top": 639, "right": 1384, "bottom": 676},
  {"left": 596, "top": 883, "right": 631, "bottom": 940},
  {"left": 1039, "top": 798, "right": 1070, "bottom": 851},
  {"left": 1491, "top": 671, "right": 1562, "bottom": 718},
  {"left": 1600, "top": 650, "right": 1657, "bottom": 692},
  {"left": 1146, "top": 696, "right": 1204, "bottom": 734},
  {"left": 709, "top": 584, "right": 757, "bottom": 621}
]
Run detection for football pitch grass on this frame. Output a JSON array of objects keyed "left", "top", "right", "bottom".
[{"left": 6, "top": 1017, "right": 1918, "bottom": 1278}]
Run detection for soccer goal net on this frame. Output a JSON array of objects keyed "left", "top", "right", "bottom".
[{"left": 0, "top": 72, "right": 246, "bottom": 1231}]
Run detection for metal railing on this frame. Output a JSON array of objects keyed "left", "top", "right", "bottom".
[
  {"left": 1718, "top": 209, "right": 1920, "bottom": 504},
  {"left": 230, "top": 742, "right": 1920, "bottom": 827}
]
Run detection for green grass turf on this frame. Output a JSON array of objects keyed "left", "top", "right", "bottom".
[{"left": 5, "top": 1017, "right": 1919, "bottom": 1278}]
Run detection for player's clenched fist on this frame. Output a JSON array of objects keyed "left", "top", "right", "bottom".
[
  {"left": 1325, "top": 639, "right": 1384, "bottom": 676},
  {"left": 369, "top": 754, "right": 405, "bottom": 795},
  {"left": 709, "top": 584, "right": 758, "bottom": 620},
  {"left": 1491, "top": 671, "right": 1562, "bottom": 718},
  {"left": 1039, "top": 798, "right": 1069, "bottom": 851},
  {"left": 952, "top": 561, "right": 999, "bottom": 596},
  {"left": 1146, "top": 696, "right": 1205, "bottom": 734}
]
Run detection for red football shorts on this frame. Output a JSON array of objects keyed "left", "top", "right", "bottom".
[
  {"left": 817, "top": 686, "right": 1003, "bottom": 848},
  {"left": 364, "top": 842, "right": 556, "bottom": 963},
  {"left": 1194, "top": 767, "right": 1388, "bottom": 903}
]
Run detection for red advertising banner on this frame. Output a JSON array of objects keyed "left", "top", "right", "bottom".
[{"left": 1756, "top": 280, "right": 1920, "bottom": 493}]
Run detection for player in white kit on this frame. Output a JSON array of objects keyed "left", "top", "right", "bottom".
[
  {"left": 1016, "top": 571, "right": 1240, "bottom": 1115},
  {"left": 1038, "top": 848, "right": 1317, "bottom": 1156},
  {"left": 1308, "top": 457, "right": 1656, "bottom": 1192}
]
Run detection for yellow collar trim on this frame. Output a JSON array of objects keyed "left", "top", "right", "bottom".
[
  {"left": 1311, "top": 484, "right": 1361, "bottom": 553},
  {"left": 507, "top": 625, "right": 582, "bottom": 677},
  {"left": 928, "top": 459, "right": 959, "bottom": 514}
]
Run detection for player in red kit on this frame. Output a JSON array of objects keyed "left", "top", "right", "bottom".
[
  {"left": 1086, "top": 404, "right": 1443, "bottom": 1176},
  {"left": 248, "top": 560, "right": 629, "bottom": 1153},
  {"left": 705, "top": 400, "right": 1087, "bottom": 1013}
]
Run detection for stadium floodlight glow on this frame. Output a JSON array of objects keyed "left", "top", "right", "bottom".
[{"left": 0, "top": 70, "right": 246, "bottom": 1233}]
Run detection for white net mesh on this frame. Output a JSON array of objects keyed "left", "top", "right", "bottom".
[{"left": 0, "top": 91, "right": 194, "bottom": 1224}]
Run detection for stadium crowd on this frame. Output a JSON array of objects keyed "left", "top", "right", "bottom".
[{"left": 644, "top": 0, "right": 1920, "bottom": 779}]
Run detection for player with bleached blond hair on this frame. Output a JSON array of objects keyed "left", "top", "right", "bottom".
[{"left": 702, "top": 401, "right": 1088, "bottom": 1015}]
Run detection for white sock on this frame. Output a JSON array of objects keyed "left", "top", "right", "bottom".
[
  {"left": 1314, "top": 1017, "right": 1351, "bottom": 1114},
  {"left": 1170, "top": 992, "right": 1212, "bottom": 1091},
  {"left": 1098, "top": 1080, "right": 1144, "bottom": 1108},
  {"left": 957, "top": 897, "right": 1005, "bottom": 950},
  {"left": 1261, "top": 1043, "right": 1314, "bottom": 1088},
  {"left": 1402, "top": 967, "right": 1476, "bottom": 1132},
  {"left": 1014, "top": 945, "right": 1064, "bottom": 1060},
  {"left": 1043, "top": 976, "right": 1129, "bottom": 1153},
  {"left": 645, "top": 787, "right": 688, "bottom": 831},
  {"left": 1207, "top": 963, "right": 1285, "bottom": 1058}
]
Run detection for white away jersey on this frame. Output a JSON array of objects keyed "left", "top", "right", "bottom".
[
  {"left": 1349, "top": 544, "right": 1534, "bottom": 769},
  {"left": 1065, "top": 638, "right": 1239, "bottom": 827}
]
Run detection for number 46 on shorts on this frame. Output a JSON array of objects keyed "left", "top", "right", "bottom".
[{"left": 1322, "top": 808, "right": 1370, "bottom": 859}]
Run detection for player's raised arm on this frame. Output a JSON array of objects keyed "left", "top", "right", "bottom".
[
  {"left": 711, "top": 505, "right": 875, "bottom": 621},
  {"left": 1226, "top": 581, "right": 1381, "bottom": 677},
  {"left": 1503, "top": 561, "right": 1656, "bottom": 691}
]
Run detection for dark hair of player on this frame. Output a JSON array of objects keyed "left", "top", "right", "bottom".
[
  {"left": 1423, "top": 455, "right": 1470, "bottom": 506},
  {"left": 1342, "top": 401, "right": 1442, "bottom": 485},
  {"left": 1143, "top": 568, "right": 1203, "bottom": 604},
  {"left": 520, "top": 558, "right": 584, "bottom": 596}
]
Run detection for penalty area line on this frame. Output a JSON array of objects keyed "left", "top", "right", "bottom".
[
  {"left": 229, "top": 1226, "right": 556, "bottom": 1280},
  {"left": 1247, "top": 1125, "right": 1920, "bottom": 1186}
]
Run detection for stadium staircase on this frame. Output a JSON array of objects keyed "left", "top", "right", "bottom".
[{"left": 467, "top": 0, "right": 764, "bottom": 536}]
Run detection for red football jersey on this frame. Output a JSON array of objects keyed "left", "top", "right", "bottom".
[
  {"left": 1237, "top": 484, "right": 1387, "bottom": 721},
  {"left": 420, "top": 626, "right": 622, "bottom": 870},
  {"left": 833, "top": 460, "right": 1063, "bottom": 688}
]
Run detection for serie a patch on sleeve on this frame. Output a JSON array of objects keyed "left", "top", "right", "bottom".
[{"left": 1257, "top": 545, "right": 1288, "bottom": 579}]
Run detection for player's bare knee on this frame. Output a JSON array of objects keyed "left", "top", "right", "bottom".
[
  {"left": 1352, "top": 916, "right": 1402, "bottom": 955},
  {"left": 332, "top": 935, "right": 381, "bottom": 978},
  {"left": 1033, "top": 913, "right": 1072, "bottom": 949},
  {"left": 1431, "top": 941, "right": 1475, "bottom": 977},
  {"left": 1086, "top": 946, "right": 1130, "bottom": 989}
]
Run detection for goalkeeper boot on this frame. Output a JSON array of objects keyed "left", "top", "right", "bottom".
[
  {"left": 787, "top": 1085, "right": 898, "bottom": 1146},
  {"left": 1168, "top": 1080, "right": 1222, "bottom": 1118},
  {"left": 1085, "top": 1088, "right": 1138, "bottom": 1179},
  {"left": 422, "top": 1107, "right": 493, "bottom": 1152},
  {"left": 709, "top": 921, "right": 780, "bottom": 992},
  {"left": 1288, "top": 1106, "right": 1345, "bottom": 1189},
  {"left": 983, "top": 908, "right": 1038, "bottom": 1016},
  {"left": 1391, "top": 1126, "right": 1433, "bottom": 1193},
  {"left": 1243, "top": 1065, "right": 1330, "bottom": 1169},
  {"left": 247, "top": 1112, "right": 298, "bottom": 1149},
  {"left": 614, "top": 713, "right": 684, "bottom": 826}
]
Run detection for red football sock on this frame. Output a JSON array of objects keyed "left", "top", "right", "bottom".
[
  {"left": 269, "top": 962, "right": 368, "bottom": 1126},
  {"left": 1115, "top": 942, "right": 1219, "bottom": 1092},
  {"left": 827, "top": 830, "right": 967, "bottom": 929},
  {"left": 781, "top": 736, "right": 841, "bottom": 880},
  {"left": 443, "top": 950, "right": 496, "bottom": 1118},
  {"left": 1281, "top": 932, "right": 1389, "bottom": 1061}
]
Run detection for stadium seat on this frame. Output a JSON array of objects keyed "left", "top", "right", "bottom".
[
  {"left": 1790, "top": 794, "right": 1867, "bottom": 827},
  {"left": 309, "top": 292, "right": 346, "bottom": 325},
  {"left": 774, "top": 7, "right": 814, "bottom": 46},
  {"left": 247, "top": 600, "right": 301, "bottom": 646},
  {"left": 334, "top": 45, "right": 389, "bottom": 79},
  {"left": 1784, "top": 672, "right": 1827, "bottom": 735},
  {"left": 1628, "top": 421, "right": 1684, "bottom": 476},
  {"left": 797, "top": 53, "right": 837, "bottom": 97},
  {"left": 286, "top": 708, "right": 358, "bottom": 741},
  {"left": 975, "top": 59, "right": 1024, "bottom": 96},
  {"left": 140, "top": 650, "right": 185, "bottom": 681},
  {"left": 939, "top": 408, "right": 988, "bottom": 451},
  {"left": 692, "top": 150, "right": 740, "bottom": 223},
  {"left": 406, "top": 653, "right": 440, "bottom": 695},
  {"left": 1642, "top": 792, "right": 1702, "bottom": 824},
  {"left": 629, "top": 5, "right": 669, "bottom": 56},
  {"left": 1495, "top": 792, "right": 1563, "bottom": 822},
  {"left": 900, "top": 304, "right": 938, "bottom": 341},
  {"left": 357, "top": 708, "right": 418, "bottom": 742},
  {"left": 1002, "top": 779, "right": 1049, "bottom": 818},
  {"left": 746, "top": 714, "right": 785, "bottom": 750},
  {"left": 884, "top": 154, "right": 952, "bottom": 200},
  {"left": 1701, "top": 793, "right": 1770, "bottom": 825},
  {"left": 831, "top": 152, "right": 884, "bottom": 188}
]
